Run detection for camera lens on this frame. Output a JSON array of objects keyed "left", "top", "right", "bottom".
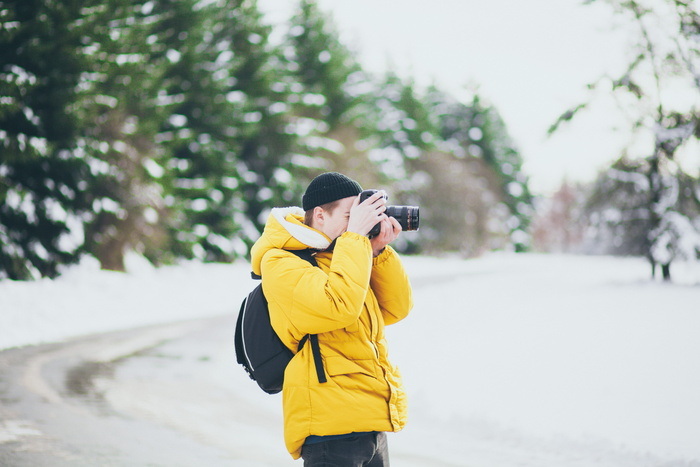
[{"left": 385, "top": 205, "right": 420, "bottom": 232}]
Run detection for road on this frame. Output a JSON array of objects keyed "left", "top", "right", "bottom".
[
  {"left": 2, "top": 256, "right": 698, "bottom": 467},
  {"left": 0, "top": 312, "right": 675, "bottom": 467},
  {"left": 0, "top": 269, "right": 474, "bottom": 467},
  {"left": 0, "top": 315, "right": 295, "bottom": 467}
]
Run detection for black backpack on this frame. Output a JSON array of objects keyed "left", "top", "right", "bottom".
[{"left": 235, "top": 249, "right": 327, "bottom": 394}]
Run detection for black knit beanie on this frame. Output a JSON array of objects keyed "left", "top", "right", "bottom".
[{"left": 302, "top": 172, "right": 363, "bottom": 211}]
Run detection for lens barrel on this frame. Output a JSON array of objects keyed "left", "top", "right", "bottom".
[{"left": 385, "top": 205, "right": 419, "bottom": 232}]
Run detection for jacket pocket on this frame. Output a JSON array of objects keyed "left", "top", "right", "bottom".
[{"left": 324, "top": 356, "right": 378, "bottom": 379}]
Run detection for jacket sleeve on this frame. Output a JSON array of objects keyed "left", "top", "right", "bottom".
[
  {"left": 261, "top": 231, "right": 373, "bottom": 335},
  {"left": 370, "top": 246, "right": 413, "bottom": 325}
]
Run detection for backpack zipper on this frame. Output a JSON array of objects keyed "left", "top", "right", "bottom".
[{"left": 240, "top": 297, "right": 256, "bottom": 371}]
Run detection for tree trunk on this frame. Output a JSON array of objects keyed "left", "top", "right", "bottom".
[
  {"left": 661, "top": 263, "right": 671, "bottom": 281},
  {"left": 97, "top": 238, "right": 126, "bottom": 272}
]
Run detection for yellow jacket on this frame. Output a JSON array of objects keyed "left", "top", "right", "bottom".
[{"left": 250, "top": 207, "right": 413, "bottom": 459}]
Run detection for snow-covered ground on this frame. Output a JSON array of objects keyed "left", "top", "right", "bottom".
[{"left": 1, "top": 253, "right": 699, "bottom": 466}]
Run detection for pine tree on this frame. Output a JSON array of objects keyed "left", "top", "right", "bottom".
[
  {"left": 426, "top": 86, "right": 534, "bottom": 253},
  {"left": 79, "top": 0, "right": 173, "bottom": 271},
  {"left": 283, "top": 0, "right": 376, "bottom": 187},
  {"left": 218, "top": 0, "right": 299, "bottom": 242},
  {"left": 148, "top": 0, "right": 249, "bottom": 263},
  {"left": 470, "top": 96, "right": 534, "bottom": 251},
  {"left": 287, "top": 0, "right": 364, "bottom": 127},
  {"left": 0, "top": 0, "right": 97, "bottom": 279},
  {"left": 359, "top": 73, "right": 437, "bottom": 253}
]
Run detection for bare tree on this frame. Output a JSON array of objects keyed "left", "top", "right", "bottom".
[{"left": 550, "top": 0, "right": 700, "bottom": 280}]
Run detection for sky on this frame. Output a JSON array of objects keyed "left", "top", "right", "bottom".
[{"left": 257, "top": 0, "right": 638, "bottom": 195}]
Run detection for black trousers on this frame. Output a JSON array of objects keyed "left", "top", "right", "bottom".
[{"left": 301, "top": 432, "right": 389, "bottom": 467}]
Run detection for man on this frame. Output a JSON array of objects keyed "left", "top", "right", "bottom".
[{"left": 250, "top": 172, "right": 413, "bottom": 466}]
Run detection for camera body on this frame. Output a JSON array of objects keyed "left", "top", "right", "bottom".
[{"left": 359, "top": 189, "right": 420, "bottom": 238}]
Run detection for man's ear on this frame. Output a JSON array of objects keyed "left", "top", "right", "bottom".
[{"left": 312, "top": 206, "right": 325, "bottom": 227}]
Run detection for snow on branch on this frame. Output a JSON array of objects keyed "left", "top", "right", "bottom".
[
  {"left": 651, "top": 210, "right": 700, "bottom": 263},
  {"left": 655, "top": 121, "right": 695, "bottom": 148},
  {"left": 606, "top": 168, "right": 649, "bottom": 191}
]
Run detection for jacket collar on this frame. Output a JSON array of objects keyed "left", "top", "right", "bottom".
[{"left": 270, "top": 207, "right": 331, "bottom": 250}]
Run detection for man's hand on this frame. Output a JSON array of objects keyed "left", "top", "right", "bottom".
[
  {"left": 347, "top": 191, "right": 387, "bottom": 237},
  {"left": 370, "top": 216, "right": 402, "bottom": 257}
]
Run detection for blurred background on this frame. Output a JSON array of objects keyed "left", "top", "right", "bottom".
[{"left": 1, "top": 0, "right": 699, "bottom": 282}]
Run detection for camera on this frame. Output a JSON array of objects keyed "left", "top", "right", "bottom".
[{"left": 359, "top": 189, "right": 420, "bottom": 238}]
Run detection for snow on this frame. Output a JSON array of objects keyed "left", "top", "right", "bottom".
[{"left": 1, "top": 252, "right": 699, "bottom": 465}]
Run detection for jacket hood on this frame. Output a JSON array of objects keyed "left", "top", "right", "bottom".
[{"left": 250, "top": 207, "right": 331, "bottom": 276}]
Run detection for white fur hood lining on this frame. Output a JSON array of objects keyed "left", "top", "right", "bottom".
[{"left": 271, "top": 207, "right": 331, "bottom": 250}]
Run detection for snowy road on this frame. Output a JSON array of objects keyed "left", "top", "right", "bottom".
[
  {"left": 1, "top": 253, "right": 699, "bottom": 466},
  {"left": 0, "top": 317, "right": 257, "bottom": 466},
  {"left": 0, "top": 314, "right": 445, "bottom": 466}
]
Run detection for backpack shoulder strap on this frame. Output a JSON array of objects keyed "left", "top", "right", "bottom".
[
  {"left": 252, "top": 248, "right": 326, "bottom": 384},
  {"left": 250, "top": 249, "right": 316, "bottom": 280},
  {"left": 288, "top": 249, "right": 326, "bottom": 384},
  {"left": 289, "top": 248, "right": 318, "bottom": 267}
]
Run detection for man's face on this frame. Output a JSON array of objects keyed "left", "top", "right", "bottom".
[{"left": 320, "top": 196, "right": 355, "bottom": 241}]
